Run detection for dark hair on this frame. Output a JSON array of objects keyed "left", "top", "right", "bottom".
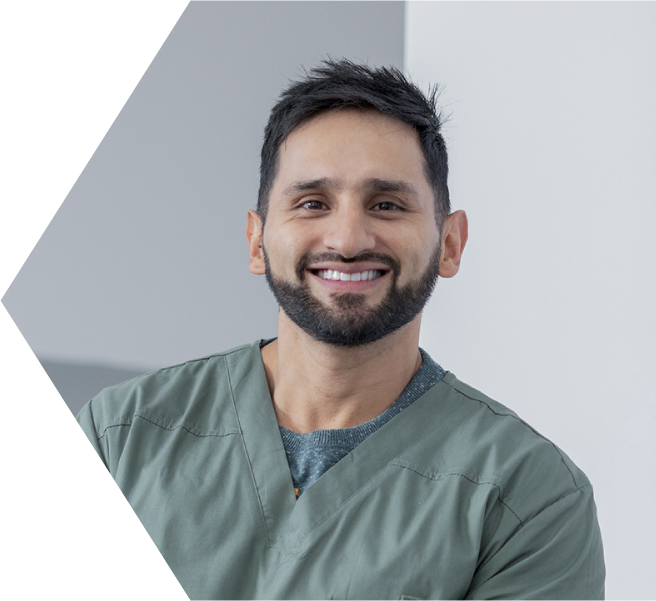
[{"left": 257, "top": 58, "right": 450, "bottom": 225}]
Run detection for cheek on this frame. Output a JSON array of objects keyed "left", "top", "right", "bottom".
[
  {"left": 398, "top": 240, "right": 440, "bottom": 282},
  {"left": 401, "top": 256, "right": 426, "bottom": 282},
  {"left": 268, "top": 225, "right": 324, "bottom": 262},
  {"left": 262, "top": 237, "right": 302, "bottom": 278}
]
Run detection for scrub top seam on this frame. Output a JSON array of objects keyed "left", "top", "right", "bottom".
[
  {"left": 468, "top": 484, "right": 593, "bottom": 589},
  {"left": 390, "top": 462, "right": 524, "bottom": 525},
  {"left": 94, "top": 413, "right": 241, "bottom": 441},
  {"left": 445, "top": 378, "right": 579, "bottom": 488}
]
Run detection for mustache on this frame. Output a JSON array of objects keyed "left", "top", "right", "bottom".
[{"left": 295, "top": 251, "right": 400, "bottom": 281}]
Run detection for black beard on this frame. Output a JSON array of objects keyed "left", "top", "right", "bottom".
[{"left": 263, "top": 247, "right": 441, "bottom": 347}]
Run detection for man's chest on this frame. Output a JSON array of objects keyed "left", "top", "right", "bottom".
[{"left": 113, "top": 424, "right": 503, "bottom": 600}]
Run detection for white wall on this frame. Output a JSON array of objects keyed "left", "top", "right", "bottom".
[{"left": 407, "top": 3, "right": 656, "bottom": 599}]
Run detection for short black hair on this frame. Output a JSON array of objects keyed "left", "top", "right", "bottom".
[{"left": 257, "top": 58, "right": 450, "bottom": 225}]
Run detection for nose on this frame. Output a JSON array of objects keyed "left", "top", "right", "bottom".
[{"left": 322, "top": 201, "right": 376, "bottom": 259}]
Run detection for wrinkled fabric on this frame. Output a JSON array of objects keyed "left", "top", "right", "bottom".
[{"left": 77, "top": 340, "right": 605, "bottom": 600}]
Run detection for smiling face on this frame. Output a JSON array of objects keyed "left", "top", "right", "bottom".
[{"left": 248, "top": 109, "right": 445, "bottom": 346}]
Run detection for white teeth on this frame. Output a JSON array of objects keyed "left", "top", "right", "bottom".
[{"left": 316, "top": 269, "right": 383, "bottom": 281}]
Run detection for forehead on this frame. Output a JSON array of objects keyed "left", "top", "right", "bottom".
[{"left": 272, "top": 109, "right": 430, "bottom": 195}]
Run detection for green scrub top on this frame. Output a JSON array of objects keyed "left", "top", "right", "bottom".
[{"left": 77, "top": 340, "right": 605, "bottom": 600}]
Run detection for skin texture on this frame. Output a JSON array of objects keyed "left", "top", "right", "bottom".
[{"left": 246, "top": 109, "right": 468, "bottom": 433}]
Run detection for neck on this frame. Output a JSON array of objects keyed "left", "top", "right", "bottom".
[{"left": 261, "top": 311, "right": 423, "bottom": 433}]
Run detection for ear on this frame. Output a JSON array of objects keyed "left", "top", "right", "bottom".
[
  {"left": 246, "top": 210, "right": 266, "bottom": 275},
  {"left": 438, "top": 210, "right": 468, "bottom": 278}
]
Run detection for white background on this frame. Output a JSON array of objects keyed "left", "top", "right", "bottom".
[{"left": 408, "top": 2, "right": 656, "bottom": 599}]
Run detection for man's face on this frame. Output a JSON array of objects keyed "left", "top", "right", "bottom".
[{"left": 254, "top": 109, "right": 443, "bottom": 346}]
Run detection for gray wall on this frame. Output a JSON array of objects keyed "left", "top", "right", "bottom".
[{"left": 2, "top": 1, "right": 405, "bottom": 412}]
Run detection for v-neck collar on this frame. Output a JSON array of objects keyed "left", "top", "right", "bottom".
[{"left": 225, "top": 340, "right": 465, "bottom": 551}]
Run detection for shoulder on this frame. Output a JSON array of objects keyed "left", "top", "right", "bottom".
[
  {"left": 399, "top": 372, "right": 591, "bottom": 524},
  {"left": 77, "top": 341, "right": 258, "bottom": 440}
]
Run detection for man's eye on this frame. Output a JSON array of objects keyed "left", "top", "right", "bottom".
[
  {"left": 372, "top": 201, "right": 400, "bottom": 211},
  {"left": 302, "top": 200, "right": 327, "bottom": 210}
]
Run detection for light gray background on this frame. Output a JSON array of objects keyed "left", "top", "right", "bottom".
[
  {"left": 407, "top": 3, "right": 656, "bottom": 599},
  {"left": 3, "top": 2, "right": 655, "bottom": 598}
]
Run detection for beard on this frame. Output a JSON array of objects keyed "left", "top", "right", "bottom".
[{"left": 263, "top": 245, "right": 441, "bottom": 347}]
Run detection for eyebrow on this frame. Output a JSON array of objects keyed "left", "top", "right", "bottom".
[
  {"left": 282, "top": 177, "right": 419, "bottom": 197},
  {"left": 283, "top": 178, "right": 340, "bottom": 196},
  {"left": 362, "top": 178, "right": 419, "bottom": 197}
]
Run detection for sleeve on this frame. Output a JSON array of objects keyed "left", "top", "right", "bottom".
[
  {"left": 76, "top": 400, "right": 111, "bottom": 471},
  {"left": 466, "top": 484, "right": 605, "bottom": 600}
]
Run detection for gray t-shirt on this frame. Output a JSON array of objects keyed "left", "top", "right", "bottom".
[{"left": 276, "top": 348, "right": 446, "bottom": 496}]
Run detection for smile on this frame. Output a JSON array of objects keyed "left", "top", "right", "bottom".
[{"left": 314, "top": 269, "right": 384, "bottom": 282}]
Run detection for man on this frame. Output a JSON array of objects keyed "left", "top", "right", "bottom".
[{"left": 77, "top": 60, "right": 605, "bottom": 599}]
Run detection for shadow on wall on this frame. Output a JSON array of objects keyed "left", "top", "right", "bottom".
[{"left": 40, "top": 359, "right": 147, "bottom": 416}]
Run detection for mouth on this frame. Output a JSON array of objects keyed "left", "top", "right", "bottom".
[
  {"left": 306, "top": 267, "right": 391, "bottom": 294},
  {"left": 311, "top": 268, "right": 386, "bottom": 282}
]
